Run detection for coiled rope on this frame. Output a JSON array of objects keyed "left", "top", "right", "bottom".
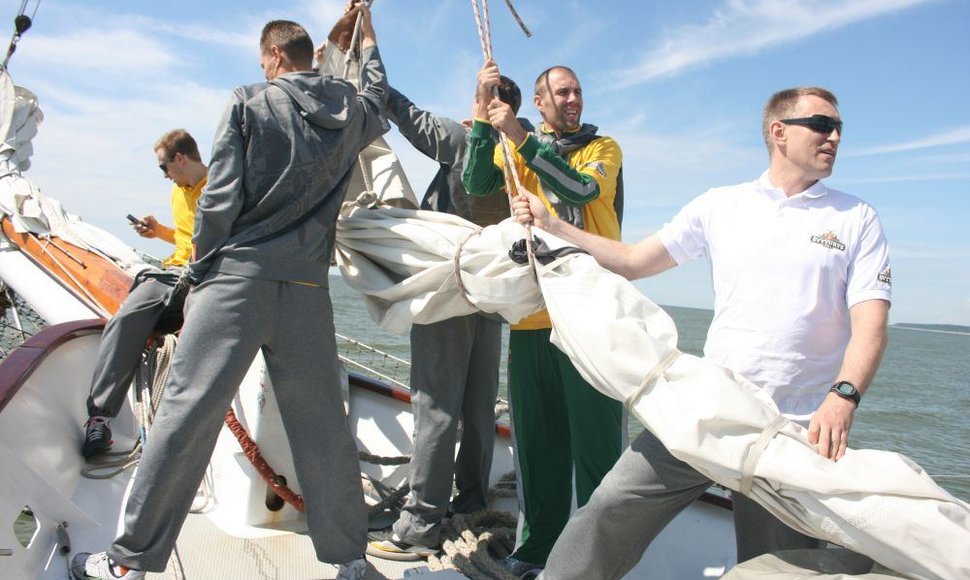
[{"left": 424, "top": 472, "right": 520, "bottom": 580}]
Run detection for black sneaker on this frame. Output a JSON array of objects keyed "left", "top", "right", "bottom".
[{"left": 82, "top": 417, "right": 113, "bottom": 458}]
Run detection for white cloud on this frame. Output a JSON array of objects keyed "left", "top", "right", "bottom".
[
  {"left": 845, "top": 126, "right": 970, "bottom": 157},
  {"left": 20, "top": 28, "right": 179, "bottom": 79},
  {"left": 612, "top": 0, "right": 935, "bottom": 87}
]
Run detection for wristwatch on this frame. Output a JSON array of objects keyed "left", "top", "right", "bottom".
[{"left": 830, "top": 380, "right": 861, "bottom": 406}]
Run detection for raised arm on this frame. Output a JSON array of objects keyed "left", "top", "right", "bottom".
[
  {"left": 462, "top": 61, "right": 508, "bottom": 196},
  {"left": 351, "top": 5, "right": 389, "bottom": 144},
  {"left": 386, "top": 87, "right": 466, "bottom": 166}
]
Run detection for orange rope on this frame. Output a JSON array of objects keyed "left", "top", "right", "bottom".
[{"left": 224, "top": 407, "right": 305, "bottom": 512}]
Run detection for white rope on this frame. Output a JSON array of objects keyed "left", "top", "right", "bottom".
[{"left": 470, "top": 0, "right": 535, "bottom": 269}]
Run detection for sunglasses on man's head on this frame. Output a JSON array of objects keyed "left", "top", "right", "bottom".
[{"left": 779, "top": 115, "right": 843, "bottom": 135}]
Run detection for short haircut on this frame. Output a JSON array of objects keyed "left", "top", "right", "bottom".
[
  {"left": 497, "top": 75, "right": 522, "bottom": 114},
  {"left": 155, "top": 129, "right": 201, "bottom": 162},
  {"left": 534, "top": 65, "right": 578, "bottom": 97},
  {"left": 260, "top": 20, "right": 314, "bottom": 69},
  {"left": 762, "top": 87, "right": 839, "bottom": 149}
]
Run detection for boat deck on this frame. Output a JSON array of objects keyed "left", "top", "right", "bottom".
[
  {"left": 149, "top": 513, "right": 430, "bottom": 579},
  {"left": 50, "top": 439, "right": 440, "bottom": 580}
]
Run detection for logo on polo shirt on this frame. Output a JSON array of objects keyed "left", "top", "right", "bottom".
[
  {"left": 878, "top": 266, "right": 892, "bottom": 285},
  {"left": 809, "top": 230, "right": 846, "bottom": 252}
]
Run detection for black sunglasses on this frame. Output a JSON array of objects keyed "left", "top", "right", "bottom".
[
  {"left": 158, "top": 152, "right": 179, "bottom": 173},
  {"left": 780, "top": 115, "right": 842, "bottom": 135}
]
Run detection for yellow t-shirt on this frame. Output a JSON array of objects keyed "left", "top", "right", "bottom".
[{"left": 162, "top": 177, "right": 206, "bottom": 268}]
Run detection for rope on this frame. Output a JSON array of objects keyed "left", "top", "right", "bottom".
[
  {"left": 80, "top": 447, "right": 141, "bottom": 480},
  {"left": 362, "top": 474, "right": 410, "bottom": 516},
  {"left": 205, "top": 388, "right": 415, "bottom": 516},
  {"left": 502, "top": 0, "right": 531, "bottom": 37},
  {"left": 80, "top": 334, "right": 177, "bottom": 480},
  {"left": 470, "top": 0, "right": 536, "bottom": 270},
  {"left": 224, "top": 407, "right": 306, "bottom": 512},
  {"left": 427, "top": 509, "right": 519, "bottom": 579},
  {"left": 358, "top": 450, "right": 411, "bottom": 466},
  {"left": 342, "top": 0, "right": 374, "bottom": 76},
  {"left": 34, "top": 234, "right": 109, "bottom": 317}
]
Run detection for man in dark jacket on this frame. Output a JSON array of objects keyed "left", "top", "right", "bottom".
[
  {"left": 71, "top": 7, "right": 388, "bottom": 580},
  {"left": 369, "top": 78, "right": 525, "bottom": 558}
]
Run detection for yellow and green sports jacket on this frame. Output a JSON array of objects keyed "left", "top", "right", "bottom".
[{"left": 463, "top": 119, "right": 622, "bottom": 330}]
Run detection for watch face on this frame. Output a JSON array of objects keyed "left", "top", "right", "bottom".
[{"left": 835, "top": 383, "right": 855, "bottom": 395}]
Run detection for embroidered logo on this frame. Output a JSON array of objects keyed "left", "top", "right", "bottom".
[
  {"left": 584, "top": 161, "right": 607, "bottom": 178},
  {"left": 878, "top": 266, "right": 892, "bottom": 285},
  {"left": 809, "top": 230, "right": 846, "bottom": 252}
]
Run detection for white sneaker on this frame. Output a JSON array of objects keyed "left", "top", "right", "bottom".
[
  {"left": 70, "top": 551, "right": 145, "bottom": 579},
  {"left": 336, "top": 556, "right": 368, "bottom": 580}
]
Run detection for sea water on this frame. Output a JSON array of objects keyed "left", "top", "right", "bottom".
[{"left": 329, "top": 274, "right": 970, "bottom": 502}]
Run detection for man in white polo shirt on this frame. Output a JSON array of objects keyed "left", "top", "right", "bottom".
[{"left": 510, "top": 86, "right": 892, "bottom": 579}]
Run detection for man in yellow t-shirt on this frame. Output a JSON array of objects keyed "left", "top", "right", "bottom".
[
  {"left": 81, "top": 128, "right": 207, "bottom": 458},
  {"left": 462, "top": 61, "right": 624, "bottom": 577}
]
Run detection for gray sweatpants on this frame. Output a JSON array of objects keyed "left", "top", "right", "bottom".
[
  {"left": 87, "top": 270, "right": 185, "bottom": 417},
  {"left": 541, "top": 428, "right": 822, "bottom": 580},
  {"left": 108, "top": 274, "right": 366, "bottom": 571},
  {"left": 392, "top": 314, "right": 502, "bottom": 546}
]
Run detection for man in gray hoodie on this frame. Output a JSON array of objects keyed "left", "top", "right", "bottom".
[{"left": 71, "top": 7, "right": 388, "bottom": 580}]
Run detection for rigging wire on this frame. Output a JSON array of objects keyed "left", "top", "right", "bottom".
[{"left": 2, "top": 0, "right": 40, "bottom": 71}]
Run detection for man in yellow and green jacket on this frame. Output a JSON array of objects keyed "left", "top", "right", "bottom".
[{"left": 462, "top": 59, "right": 624, "bottom": 576}]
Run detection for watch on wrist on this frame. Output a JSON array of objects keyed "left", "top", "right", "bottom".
[{"left": 830, "top": 380, "right": 861, "bottom": 406}]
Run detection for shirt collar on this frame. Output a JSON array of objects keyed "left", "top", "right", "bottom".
[
  {"left": 539, "top": 122, "right": 580, "bottom": 137},
  {"left": 757, "top": 170, "right": 828, "bottom": 200}
]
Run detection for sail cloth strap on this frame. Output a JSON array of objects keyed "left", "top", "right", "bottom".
[
  {"left": 625, "top": 349, "right": 680, "bottom": 411},
  {"left": 739, "top": 414, "right": 790, "bottom": 495},
  {"left": 454, "top": 228, "right": 485, "bottom": 310}
]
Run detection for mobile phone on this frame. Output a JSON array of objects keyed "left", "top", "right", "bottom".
[{"left": 127, "top": 214, "right": 145, "bottom": 226}]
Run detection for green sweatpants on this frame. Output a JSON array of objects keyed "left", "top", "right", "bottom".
[{"left": 508, "top": 328, "right": 623, "bottom": 565}]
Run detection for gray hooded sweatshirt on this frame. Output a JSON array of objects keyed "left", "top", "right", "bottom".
[{"left": 190, "top": 46, "right": 389, "bottom": 286}]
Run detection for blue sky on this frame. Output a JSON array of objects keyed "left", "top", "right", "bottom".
[{"left": 7, "top": 0, "right": 969, "bottom": 325}]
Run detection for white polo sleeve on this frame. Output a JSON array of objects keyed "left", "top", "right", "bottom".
[
  {"left": 846, "top": 203, "right": 892, "bottom": 308},
  {"left": 657, "top": 191, "right": 712, "bottom": 266}
]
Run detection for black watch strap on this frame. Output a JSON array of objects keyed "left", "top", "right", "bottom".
[{"left": 830, "top": 380, "right": 861, "bottom": 406}]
